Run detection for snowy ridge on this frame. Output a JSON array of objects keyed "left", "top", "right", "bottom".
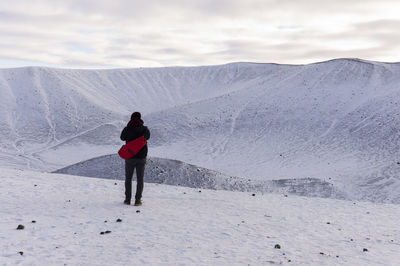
[
  {"left": 55, "top": 155, "right": 344, "bottom": 199},
  {"left": 1, "top": 59, "right": 400, "bottom": 202}
]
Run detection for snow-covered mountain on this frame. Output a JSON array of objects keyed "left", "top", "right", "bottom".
[{"left": 1, "top": 59, "right": 400, "bottom": 203}]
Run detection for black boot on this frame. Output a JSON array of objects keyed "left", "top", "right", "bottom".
[{"left": 124, "top": 199, "right": 131, "bottom": 205}]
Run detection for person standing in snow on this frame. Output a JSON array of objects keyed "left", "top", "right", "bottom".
[{"left": 120, "top": 112, "right": 150, "bottom": 206}]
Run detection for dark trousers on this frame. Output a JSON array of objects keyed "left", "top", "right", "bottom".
[{"left": 125, "top": 158, "right": 146, "bottom": 201}]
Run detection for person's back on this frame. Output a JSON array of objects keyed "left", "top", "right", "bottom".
[
  {"left": 120, "top": 115, "right": 150, "bottom": 159},
  {"left": 120, "top": 112, "right": 150, "bottom": 206}
]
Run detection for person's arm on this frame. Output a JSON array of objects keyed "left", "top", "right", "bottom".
[
  {"left": 120, "top": 127, "right": 128, "bottom": 141},
  {"left": 143, "top": 126, "right": 150, "bottom": 140}
]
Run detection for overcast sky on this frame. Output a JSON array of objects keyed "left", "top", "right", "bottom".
[{"left": 1, "top": 0, "right": 400, "bottom": 68}]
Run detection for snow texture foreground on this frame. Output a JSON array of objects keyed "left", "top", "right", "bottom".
[{"left": 1, "top": 168, "right": 400, "bottom": 265}]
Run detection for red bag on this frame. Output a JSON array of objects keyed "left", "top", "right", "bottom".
[{"left": 118, "top": 136, "right": 147, "bottom": 159}]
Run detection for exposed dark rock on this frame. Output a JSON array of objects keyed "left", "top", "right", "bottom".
[
  {"left": 17, "top": 224, "right": 24, "bottom": 230},
  {"left": 116, "top": 219, "right": 122, "bottom": 222},
  {"left": 274, "top": 244, "right": 281, "bottom": 249}
]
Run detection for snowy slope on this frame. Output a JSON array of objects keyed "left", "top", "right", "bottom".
[
  {"left": 1, "top": 59, "right": 400, "bottom": 202},
  {"left": 1, "top": 168, "right": 400, "bottom": 265},
  {"left": 0, "top": 63, "right": 262, "bottom": 170}
]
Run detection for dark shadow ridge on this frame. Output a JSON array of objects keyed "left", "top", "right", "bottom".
[{"left": 54, "top": 155, "right": 345, "bottom": 199}]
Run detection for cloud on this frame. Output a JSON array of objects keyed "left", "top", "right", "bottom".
[{"left": 0, "top": 0, "right": 400, "bottom": 68}]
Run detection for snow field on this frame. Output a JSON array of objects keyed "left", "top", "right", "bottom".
[{"left": 1, "top": 168, "right": 400, "bottom": 265}]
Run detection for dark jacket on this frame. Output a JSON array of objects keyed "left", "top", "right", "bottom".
[{"left": 120, "top": 124, "right": 150, "bottom": 159}]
